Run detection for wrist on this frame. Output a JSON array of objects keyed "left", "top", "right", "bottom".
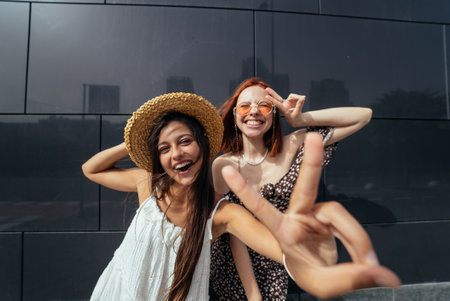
[
  {"left": 117, "top": 142, "right": 129, "bottom": 157},
  {"left": 296, "top": 111, "right": 317, "bottom": 127},
  {"left": 291, "top": 114, "right": 308, "bottom": 127}
]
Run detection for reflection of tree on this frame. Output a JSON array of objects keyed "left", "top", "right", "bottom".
[
  {"left": 324, "top": 88, "right": 450, "bottom": 225},
  {"left": 0, "top": 116, "right": 99, "bottom": 177},
  {"left": 228, "top": 57, "right": 290, "bottom": 97},
  {"left": 371, "top": 88, "right": 447, "bottom": 119},
  {"left": 320, "top": 88, "right": 448, "bottom": 177},
  {"left": 309, "top": 78, "right": 353, "bottom": 109},
  {"left": 228, "top": 57, "right": 253, "bottom": 94},
  {"left": 82, "top": 84, "right": 120, "bottom": 114},
  {"left": 367, "top": 89, "right": 448, "bottom": 174},
  {"left": 256, "top": 57, "right": 290, "bottom": 96}
]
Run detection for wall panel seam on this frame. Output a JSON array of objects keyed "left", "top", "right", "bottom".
[{"left": 443, "top": 26, "right": 449, "bottom": 119}]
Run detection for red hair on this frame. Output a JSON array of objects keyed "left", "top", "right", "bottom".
[{"left": 219, "top": 78, "right": 282, "bottom": 157}]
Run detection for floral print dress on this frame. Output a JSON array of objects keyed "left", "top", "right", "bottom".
[{"left": 210, "top": 127, "right": 338, "bottom": 300}]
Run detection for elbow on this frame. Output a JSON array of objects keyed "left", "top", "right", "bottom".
[
  {"left": 366, "top": 107, "right": 373, "bottom": 120},
  {"left": 81, "top": 162, "right": 93, "bottom": 179},
  {"left": 81, "top": 162, "right": 88, "bottom": 178},
  {"left": 361, "top": 108, "right": 372, "bottom": 126}
]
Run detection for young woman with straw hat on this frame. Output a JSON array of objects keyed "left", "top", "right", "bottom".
[
  {"left": 82, "top": 92, "right": 398, "bottom": 301},
  {"left": 211, "top": 78, "right": 375, "bottom": 300}
]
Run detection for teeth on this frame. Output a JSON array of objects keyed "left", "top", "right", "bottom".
[
  {"left": 175, "top": 162, "right": 191, "bottom": 170},
  {"left": 247, "top": 120, "right": 262, "bottom": 125}
]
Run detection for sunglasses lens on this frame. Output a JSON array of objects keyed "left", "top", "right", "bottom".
[
  {"left": 258, "top": 104, "right": 272, "bottom": 115},
  {"left": 236, "top": 104, "right": 251, "bottom": 116},
  {"left": 235, "top": 103, "right": 273, "bottom": 116}
]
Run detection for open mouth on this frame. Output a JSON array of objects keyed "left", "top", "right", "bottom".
[
  {"left": 245, "top": 119, "right": 264, "bottom": 127},
  {"left": 174, "top": 161, "right": 193, "bottom": 172}
]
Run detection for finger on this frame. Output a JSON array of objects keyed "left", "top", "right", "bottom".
[
  {"left": 286, "top": 260, "right": 401, "bottom": 300},
  {"left": 285, "top": 93, "right": 303, "bottom": 103},
  {"left": 314, "top": 201, "right": 376, "bottom": 265},
  {"left": 265, "top": 94, "right": 287, "bottom": 116},
  {"left": 288, "top": 133, "right": 324, "bottom": 214},
  {"left": 221, "top": 165, "right": 283, "bottom": 231},
  {"left": 291, "top": 95, "right": 306, "bottom": 115},
  {"left": 284, "top": 94, "right": 305, "bottom": 113},
  {"left": 265, "top": 87, "right": 283, "bottom": 101}
]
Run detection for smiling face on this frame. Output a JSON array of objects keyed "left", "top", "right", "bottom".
[
  {"left": 157, "top": 121, "right": 203, "bottom": 187},
  {"left": 235, "top": 85, "right": 274, "bottom": 139}
]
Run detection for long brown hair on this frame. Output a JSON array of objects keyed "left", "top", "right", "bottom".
[
  {"left": 219, "top": 77, "right": 282, "bottom": 157},
  {"left": 147, "top": 111, "right": 214, "bottom": 301}
]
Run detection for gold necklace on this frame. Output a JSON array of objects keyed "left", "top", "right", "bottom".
[{"left": 241, "top": 149, "right": 269, "bottom": 166}]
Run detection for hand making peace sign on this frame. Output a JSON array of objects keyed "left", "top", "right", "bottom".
[
  {"left": 221, "top": 133, "right": 401, "bottom": 299},
  {"left": 265, "top": 87, "right": 306, "bottom": 127}
]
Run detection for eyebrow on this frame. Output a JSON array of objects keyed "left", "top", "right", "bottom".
[
  {"left": 157, "top": 133, "right": 194, "bottom": 147},
  {"left": 238, "top": 100, "right": 270, "bottom": 105}
]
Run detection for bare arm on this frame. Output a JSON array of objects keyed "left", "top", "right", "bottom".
[
  {"left": 211, "top": 156, "right": 232, "bottom": 195},
  {"left": 291, "top": 107, "right": 372, "bottom": 145},
  {"left": 212, "top": 201, "right": 283, "bottom": 265},
  {"left": 213, "top": 156, "right": 263, "bottom": 300},
  {"left": 266, "top": 88, "right": 372, "bottom": 145},
  {"left": 81, "top": 142, "right": 146, "bottom": 193},
  {"left": 230, "top": 236, "right": 262, "bottom": 301}
]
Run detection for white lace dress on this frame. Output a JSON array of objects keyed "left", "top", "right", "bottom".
[{"left": 91, "top": 194, "right": 224, "bottom": 301}]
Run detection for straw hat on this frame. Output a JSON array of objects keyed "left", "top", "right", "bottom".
[{"left": 124, "top": 92, "right": 223, "bottom": 171}]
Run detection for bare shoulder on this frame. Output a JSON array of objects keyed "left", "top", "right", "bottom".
[
  {"left": 212, "top": 152, "right": 237, "bottom": 169},
  {"left": 212, "top": 153, "right": 238, "bottom": 194},
  {"left": 286, "top": 128, "right": 307, "bottom": 150}
]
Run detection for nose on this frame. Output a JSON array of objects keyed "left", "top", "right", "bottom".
[
  {"left": 248, "top": 103, "right": 259, "bottom": 115},
  {"left": 171, "top": 145, "right": 184, "bottom": 161}
]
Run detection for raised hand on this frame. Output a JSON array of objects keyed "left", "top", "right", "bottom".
[
  {"left": 265, "top": 87, "right": 306, "bottom": 127},
  {"left": 221, "top": 133, "right": 401, "bottom": 299}
]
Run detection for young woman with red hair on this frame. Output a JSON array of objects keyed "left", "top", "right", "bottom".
[{"left": 211, "top": 78, "right": 374, "bottom": 300}]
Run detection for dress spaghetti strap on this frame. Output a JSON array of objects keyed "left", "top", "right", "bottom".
[
  {"left": 211, "top": 197, "right": 226, "bottom": 220},
  {"left": 207, "top": 196, "right": 227, "bottom": 240}
]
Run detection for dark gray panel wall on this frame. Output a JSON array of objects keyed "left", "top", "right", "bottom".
[
  {"left": 326, "top": 120, "right": 450, "bottom": 223},
  {"left": 108, "top": 0, "right": 319, "bottom": 13},
  {"left": 0, "top": 233, "right": 21, "bottom": 301},
  {"left": 101, "top": 115, "right": 138, "bottom": 230},
  {"left": 255, "top": 12, "right": 447, "bottom": 119},
  {"left": 0, "top": 2, "right": 28, "bottom": 113},
  {"left": 367, "top": 221, "right": 450, "bottom": 284},
  {"left": 27, "top": 4, "right": 254, "bottom": 113},
  {"left": 23, "top": 232, "right": 124, "bottom": 301},
  {"left": 321, "top": 0, "right": 450, "bottom": 23},
  {"left": 1, "top": 1, "right": 449, "bottom": 300},
  {"left": 0, "top": 115, "right": 100, "bottom": 231}
]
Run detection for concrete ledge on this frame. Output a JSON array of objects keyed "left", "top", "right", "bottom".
[
  {"left": 286, "top": 282, "right": 450, "bottom": 301},
  {"left": 395, "top": 282, "right": 450, "bottom": 301}
]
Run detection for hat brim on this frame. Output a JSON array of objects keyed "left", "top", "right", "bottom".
[{"left": 124, "top": 92, "right": 223, "bottom": 172}]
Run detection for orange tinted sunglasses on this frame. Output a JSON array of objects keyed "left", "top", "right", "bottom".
[{"left": 233, "top": 101, "right": 275, "bottom": 117}]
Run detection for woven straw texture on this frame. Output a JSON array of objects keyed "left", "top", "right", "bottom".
[{"left": 124, "top": 92, "right": 223, "bottom": 171}]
